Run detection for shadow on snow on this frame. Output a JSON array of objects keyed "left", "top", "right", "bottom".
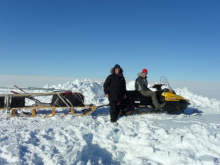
[{"left": 74, "top": 134, "right": 121, "bottom": 165}]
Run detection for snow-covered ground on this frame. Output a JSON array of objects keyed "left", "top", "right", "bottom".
[{"left": 0, "top": 79, "right": 220, "bottom": 165}]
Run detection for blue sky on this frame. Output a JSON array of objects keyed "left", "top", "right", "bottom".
[{"left": 0, "top": 0, "right": 220, "bottom": 82}]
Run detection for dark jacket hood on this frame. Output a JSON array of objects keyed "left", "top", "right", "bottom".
[{"left": 111, "top": 67, "right": 124, "bottom": 74}]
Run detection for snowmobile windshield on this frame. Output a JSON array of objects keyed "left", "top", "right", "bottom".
[{"left": 160, "top": 76, "right": 173, "bottom": 90}]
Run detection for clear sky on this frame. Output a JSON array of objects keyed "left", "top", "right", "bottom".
[{"left": 0, "top": 0, "right": 219, "bottom": 82}]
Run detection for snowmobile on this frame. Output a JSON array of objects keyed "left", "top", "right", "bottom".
[{"left": 120, "top": 76, "right": 190, "bottom": 115}]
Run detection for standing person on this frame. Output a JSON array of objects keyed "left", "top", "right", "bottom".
[
  {"left": 135, "top": 68, "right": 164, "bottom": 110},
  {"left": 104, "top": 64, "right": 127, "bottom": 123}
]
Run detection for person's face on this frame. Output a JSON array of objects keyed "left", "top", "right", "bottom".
[
  {"left": 115, "top": 67, "right": 120, "bottom": 74},
  {"left": 142, "top": 72, "right": 147, "bottom": 77}
]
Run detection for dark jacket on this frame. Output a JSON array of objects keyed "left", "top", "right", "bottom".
[
  {"left": 104, "top": 67, "right": 126, "bottom": 101},
  {"left": 135, "top": 72, "right": 149, "bottom": 91}
]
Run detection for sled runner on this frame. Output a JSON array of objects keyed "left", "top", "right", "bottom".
[{"left": 0, "top": 90, "right": 98, "bottom": 118}]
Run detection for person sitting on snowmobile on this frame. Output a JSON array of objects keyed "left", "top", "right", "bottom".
[
  {"left": 104, "top": 64, "right": 127, "bottom": 123},
  {"left": 135, "top": 68, "right": 164, "bottom": 110}
]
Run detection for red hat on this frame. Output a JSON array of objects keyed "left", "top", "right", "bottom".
[{"left": 142, "top": 68, "right": 148, "bottom": 73}]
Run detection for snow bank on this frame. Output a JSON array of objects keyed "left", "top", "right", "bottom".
[
  {"left": 175, "top": 87, "right": 220, "bottom": 113},
  {"left": 44, "top": 79, "right": 108, "bottom": 106},
  {"left": 45, "top": 79, "right": 220, "bottom": 113},
  {"left": 0, "top": 79, "right": 220, "bottom": 165}
]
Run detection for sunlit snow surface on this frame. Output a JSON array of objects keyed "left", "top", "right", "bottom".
[{"left": 0, "top": 80, "right": 220, "bottom": 165}]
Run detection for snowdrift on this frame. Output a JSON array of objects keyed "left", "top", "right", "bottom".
[
  {"left": 0, "top": 79, "right": 220, "bottom": 165},
  {"left": 43, "top": 79, "right": 220, "bottom": 114}
]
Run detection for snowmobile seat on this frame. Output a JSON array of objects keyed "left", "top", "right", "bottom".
[
  {"left": 135, "top": 91, "right": 152, "bottom": 101},
  {"left": 126, "top": 90, "right": 152, "bottom": 101},
  {"left": 121, "top": 90, "right": 152, "bottom": 107}
]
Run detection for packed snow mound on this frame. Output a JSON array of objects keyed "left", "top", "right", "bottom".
[
  {"left": 175, "top": 87, "right": 220, "bottom": 113},
  {"left": 1, "top": 79, "right": 220, "bottom": 165},
  {"left": 0, "top": 79, "right": 219, "bottom": 113},
  {"left": 43, "top": 79, "right": 220, "bottom": 113},
  {"left": 44, "top": 79, "right": 108, "bottom": 106}
]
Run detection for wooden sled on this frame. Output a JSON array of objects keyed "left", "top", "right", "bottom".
[{"left": 0, "top": 91, "right": 98, "bottom": 118}]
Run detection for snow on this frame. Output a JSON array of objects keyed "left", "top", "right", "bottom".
[{"left": 0, "top": 79, "right": 220, "bottom": 165}]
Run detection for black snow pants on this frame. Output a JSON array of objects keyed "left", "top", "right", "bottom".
[{"left": 109, "top": 101, "right": 120, "bottom": 122}]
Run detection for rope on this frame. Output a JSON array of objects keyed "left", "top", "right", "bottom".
[
  {"left": 57, "top": 93, "right": 71, "bottom": 107},
  {"left": 51, "top": 96, "right": 61, "bottom": 107},
  {"left": 72, "top": 92, "right": 84, "bottom": 106}
]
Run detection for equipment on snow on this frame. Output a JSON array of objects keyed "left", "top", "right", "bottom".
[
  {"left": 51, "top": 92, "right": 84, "bottom": 107},
  {"left": 0, "top": 89, "right": 100, "bottom": 118}
]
